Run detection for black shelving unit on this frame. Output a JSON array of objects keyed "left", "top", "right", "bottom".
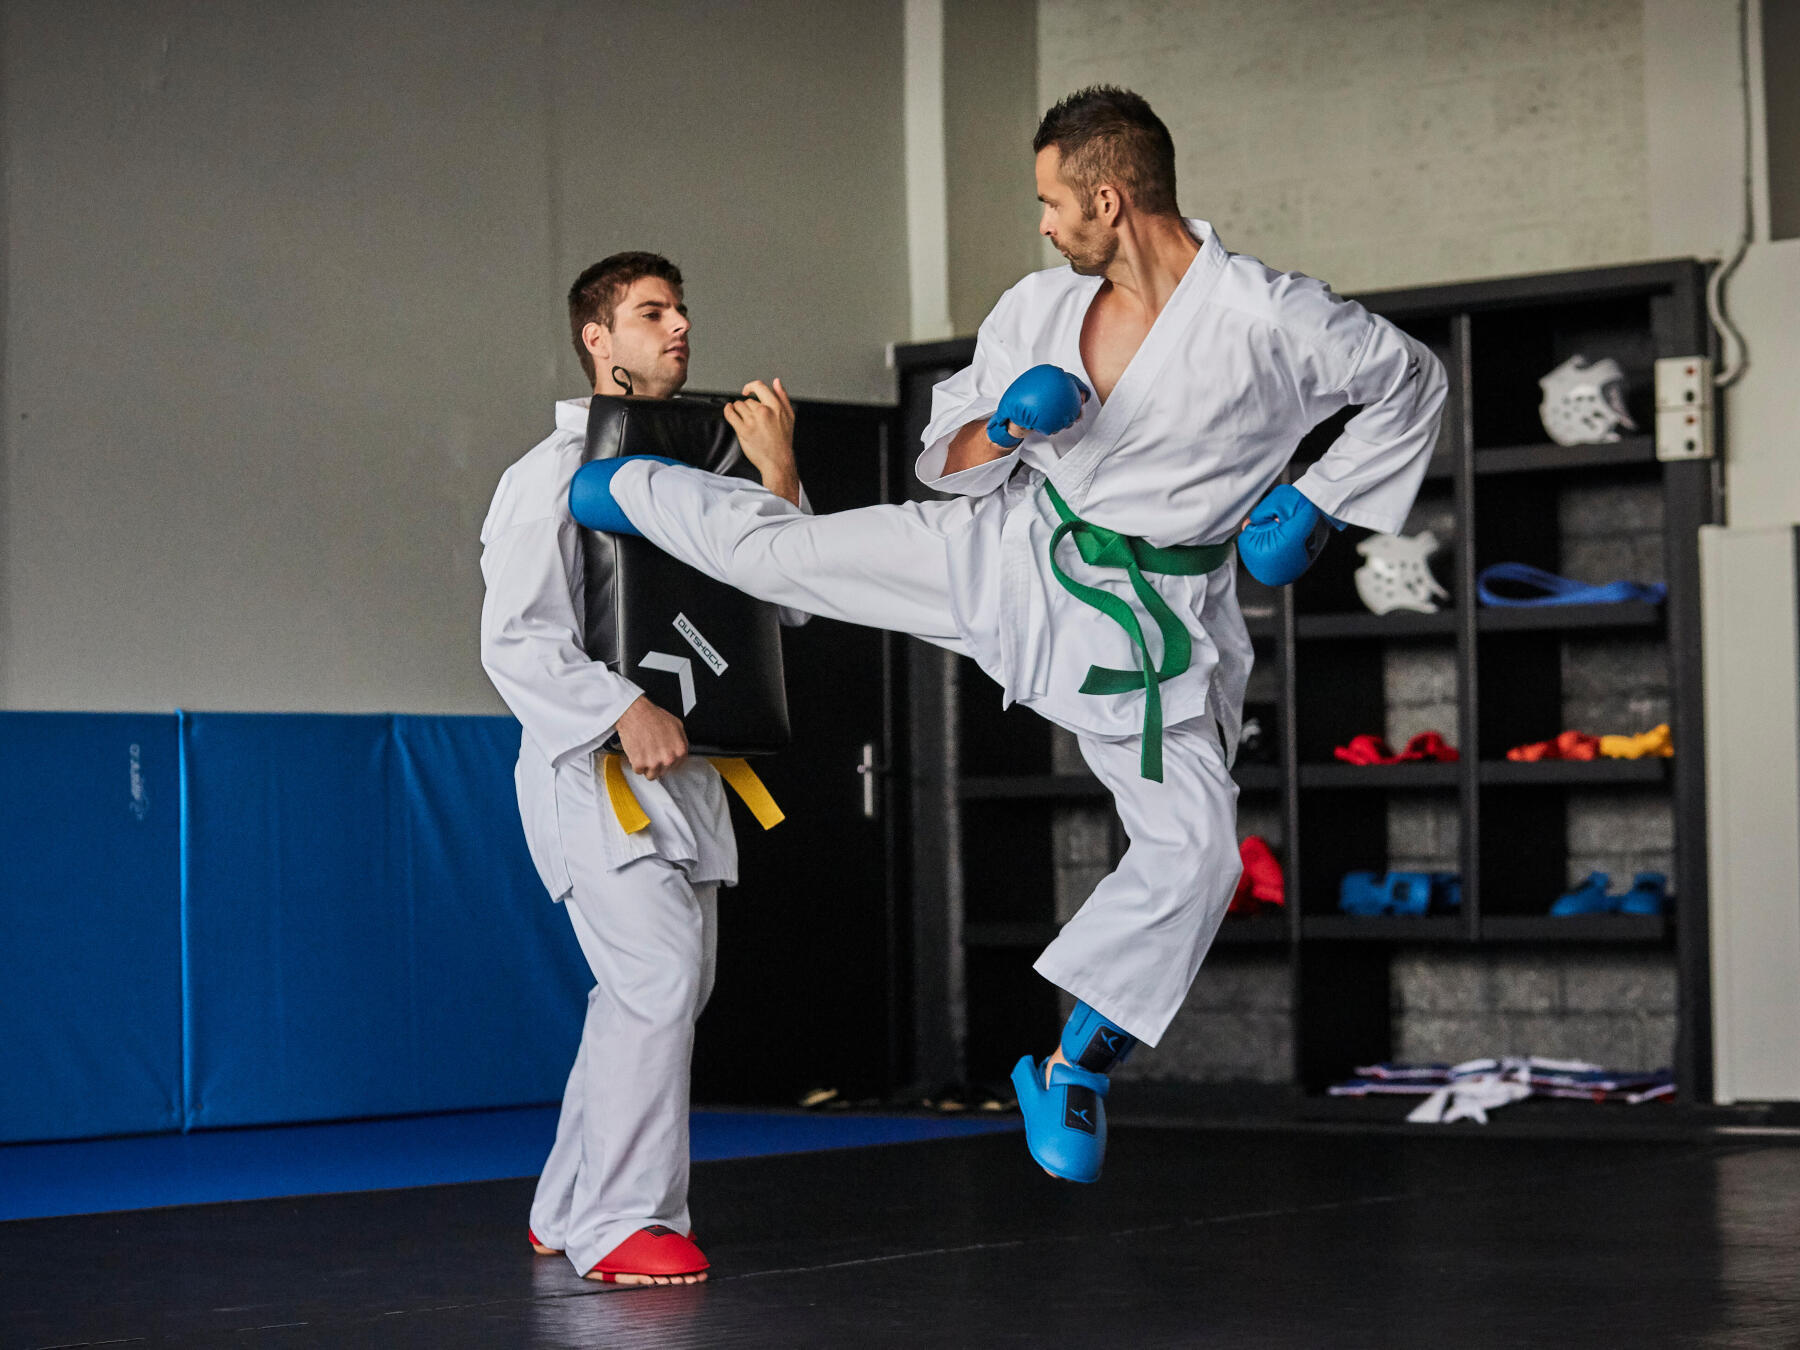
[{"left": 895, "top": 257, "right": 1719, "bottom": 1106}]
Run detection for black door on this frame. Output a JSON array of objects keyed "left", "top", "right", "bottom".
[{"left": 690, "top": 399, "right": 909, "bottom": 1105}]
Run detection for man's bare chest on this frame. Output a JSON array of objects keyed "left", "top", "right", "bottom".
[{"left": 1077, "top": 294, "right": 1153, "bottom": 404}]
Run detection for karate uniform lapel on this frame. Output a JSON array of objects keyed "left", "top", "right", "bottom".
[{"left": 1048, "top": 220, "right": 1230, "bottom": 509}]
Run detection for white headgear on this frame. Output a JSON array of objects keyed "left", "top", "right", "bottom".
[
  {"left": 1355, "top": 531, "right": 1450, "bottom": 615},
  {"left": 1537, "top": 355, "right": 1637, "bottom": 446}
]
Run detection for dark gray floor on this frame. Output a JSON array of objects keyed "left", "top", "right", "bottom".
[{"left": 5, "top": 1124, "right": 1800, "bottom": 1348}]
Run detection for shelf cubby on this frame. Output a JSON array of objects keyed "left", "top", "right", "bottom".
[
  {"left": 1475, "top": 435, "right": 1659, "bottom": 476},
  {"left": 1476, "top": 602, "right": 1663, "bottom": 633},
  {"left": 1298, "top": 762, "right": 1461, "bottom": 789},
  {"left": 1480, "top": 915, "right": 1672, "bottom": 944},
  {"left": 1478, "top": 759, "right": 1670, "bottom": 786}
]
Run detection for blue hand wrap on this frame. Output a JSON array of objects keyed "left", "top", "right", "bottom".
[
  {"left": 1237, "top": 484, "right": 1344, "bottom": 587},
  {"left": 568, "top": 455, "right": 683, "bottom": 537},
  {"left": 985, "top": 364, "right": 1090, "bottom": 450}
]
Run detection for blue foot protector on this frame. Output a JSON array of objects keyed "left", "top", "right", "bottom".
[
  {"left": 568, "top": 454, "right": 684, "bottom": 536},
  {"left": 1551, "top": 871, "right": 1614, "bottom": 916},
  {"left": 1431, "top": 872, "right": 1464, "bottom": 910},
  {"left": 1339, "top": 870, "right": 1388, "bottom": 916},
  {"left": 1061, "top": 999, "right": 1137, "bottom": 1072},
  {"left": 1617, "top": 871, "right": 1668, "bottom": 916},
  {"left": 1011, "top": 1001, "right": 1137, "bottom": 1183},
  {"left": 1382, "top": 872, "right": 1436, "bottom": 917},
  {"left": 1011, "top": 1055, "right": 1111, "bottom": 1183}
]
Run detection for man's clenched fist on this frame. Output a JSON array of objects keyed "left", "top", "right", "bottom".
[{"left": 615, "top": 694, "right": 688, "bottom": 781}]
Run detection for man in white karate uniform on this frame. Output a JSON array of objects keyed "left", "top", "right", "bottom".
[
  {"left": 577, "top": 88, "right": 1447, "bottom": 1181},
  {"left": 480, "top": 252, "right": 804, "bottom": 1281}
]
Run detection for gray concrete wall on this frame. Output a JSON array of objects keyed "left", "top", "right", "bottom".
[
  {"left": 943, "top": 0, "right": 1041, "bottom": 335},
  {"left": 1765, "top": 0, "right": 1800, "bottom": 240},
  {"left": 0, "top": 0, "right": 907, "bottom": 713},
  {"left": 1037, "top": 0, "right": 1651, "bottom": 290},
  {"left": 1393, "top": 950, "right": 1677, "bottom": 1069}
]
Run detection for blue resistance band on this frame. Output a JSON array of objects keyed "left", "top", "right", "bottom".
[{"left": 1476, "top": 562, "right": 1666, "bottom": 608}]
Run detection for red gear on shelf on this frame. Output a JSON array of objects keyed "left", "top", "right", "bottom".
[
  {"left": 1229, "top": 834, "right": 1286, "bottom": 914},
  {"left": 1506, "top": 729, "right": 1601, "bottom": 762}
]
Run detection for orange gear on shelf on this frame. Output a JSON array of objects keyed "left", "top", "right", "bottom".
[
  {"left": 1599, "top": 723, "right": 1673, "bottom": 760},
  {"left": 1506, "top": 730, "right": 1600, "bottom": 762}
]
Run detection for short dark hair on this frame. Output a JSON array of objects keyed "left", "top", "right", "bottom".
[
  {"left": 1033, "top": 86, "right": 1178, "bottom": 218},
  {"left": 567, "top": 251, "right": 684, "bottom": 383}
]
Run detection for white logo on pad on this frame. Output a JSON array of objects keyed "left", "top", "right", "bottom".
[
  {"left": 673, "top": 613, "right": 728, "bottom": 677},
  {"left": 640, "top": 652, "right": 697, "bottom": 714}
]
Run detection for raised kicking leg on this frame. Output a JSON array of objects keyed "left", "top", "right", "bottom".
[{"left": 576, "top": 457, "right": 971, "bottom": 650}]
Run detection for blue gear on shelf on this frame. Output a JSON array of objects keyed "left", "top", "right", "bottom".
[
  {"left": 1339, "top": 871, "right": 1462, "bottom": 917},
  {"left": 1476, "top": 562, "right": 1667, "bottom": 608},
  {"left": 1550, "top": 872, "right": 1614, "bottom": 916},
  {"left": 1616, "top": 872, "right": 1668, "bottom": 916}
]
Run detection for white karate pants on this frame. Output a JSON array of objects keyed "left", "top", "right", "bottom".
[
  {"left": 609, "top": 461, "right": 1240, "bottom": 1046},
  {"left": 528, "top": 852, "right": 718, "bottom": 1276}
]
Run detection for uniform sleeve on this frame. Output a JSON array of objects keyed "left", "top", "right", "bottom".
[
  {"left": 913, "top": 300, "right": 1024, "bottom": 497},
  {"left": 776, "top": 483, "right": 816, "bottom": 628},
  {"left": 479, "top": 514, "right": 645, "bottom": 768},
  {"left": 1289, "top": 302, "right": 1449, "bottom": 536}
]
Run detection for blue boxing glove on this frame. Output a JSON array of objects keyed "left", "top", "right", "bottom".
[
  {"left": 1237, "top": 484, "right": 1345, "bottom": 586},
  {"left": 985, "top": 365, "right": 1090, "bottom": 449}
]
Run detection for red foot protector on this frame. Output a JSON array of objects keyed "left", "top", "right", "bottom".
[
  {"left": 1240, "top": 835, "right": 1286, "bottom": 905},
  {"left": 1334, "top": 733, "right": 1396, "bottom": 765},
  {"left": 1229, "top": 835, "right": 1286, "bottom": 914},
  {"left": 1506, "top": 729, "right": 1599, "bottom": 762},
  {"left": 1334, "top": 731, "right": 1459, "bottom": 765},
  {"left": 528, "top": 1227, "right": 561, "bottom": 1255},
  {"left": 1395, "top": 731, "right": 1459, "bottom": 763},
  {"left": 587, "top": 1226, "right": 710, "bottom": 1283}
]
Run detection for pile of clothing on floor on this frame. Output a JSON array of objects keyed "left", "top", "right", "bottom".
[{"left": 1330, "top": 1056, "right": 1676, "bottom": 1124}]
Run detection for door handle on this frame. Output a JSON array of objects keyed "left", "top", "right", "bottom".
[{"left": 855, "top": 741, "right": 887, "bottom": 819}]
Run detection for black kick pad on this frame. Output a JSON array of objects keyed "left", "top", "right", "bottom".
[{"left": 579, "top": 395, "right": 790, "bottom": 757}]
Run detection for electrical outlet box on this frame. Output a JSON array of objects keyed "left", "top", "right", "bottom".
[
  {"left": 1656, "top": 405, "right": 1713, "bottom": 461},
  {"left": 1653, "top": 355, "right": 1713, "bottom": 461},
  {"left": 1655, "top": 355, "right": 1712, "bottom": 411}
]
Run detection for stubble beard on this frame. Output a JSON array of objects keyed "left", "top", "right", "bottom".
[{"left": 1062, "top": 224, "right": 1116, "bottom": 276}]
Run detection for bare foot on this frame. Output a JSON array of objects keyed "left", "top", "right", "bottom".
[
  {"left": 1037, "top": 1045, "right": 1073, "bottom": 1177},
  {"left": 530, "top": 1238, "right": 561, "bottom": 1256},
  {"left": 593, "top": 1270, "right": 709, "bottom": 1286}
]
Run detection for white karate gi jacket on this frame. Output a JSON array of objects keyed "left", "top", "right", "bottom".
[
  {"left": 480, "top": 398, "right": 806, "bottom": 899},
  {"left": 917, "top": 220, "right": 1447, "bottom": 751}
]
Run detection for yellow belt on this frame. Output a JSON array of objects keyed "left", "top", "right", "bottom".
[{"left": 601, "top": 752, "right": 785, "bottom": 833}]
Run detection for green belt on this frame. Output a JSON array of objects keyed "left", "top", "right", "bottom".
[{"left": 1043, "top": 481, "right": 1231, "bottom": 782}]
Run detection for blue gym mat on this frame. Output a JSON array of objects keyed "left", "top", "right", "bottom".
[{"left": 0, "top": 1108, "right": 1019, "bottom": 1222}]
